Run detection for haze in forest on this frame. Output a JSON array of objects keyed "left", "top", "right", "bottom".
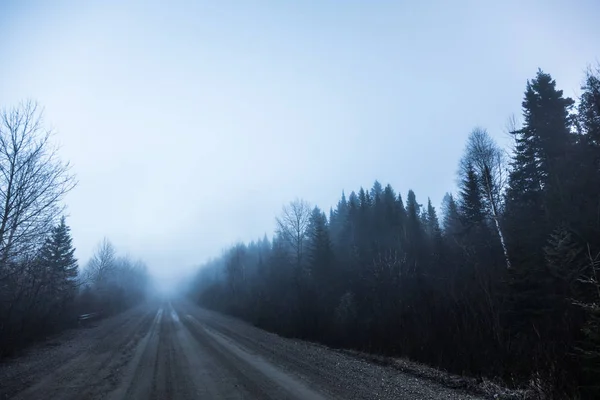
[{"left": 0, "top": 0, "right": 598, "bottom": 287}]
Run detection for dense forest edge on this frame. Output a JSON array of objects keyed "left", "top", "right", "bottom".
[
  {"left": 0, "top": 101, "right": 151, "bottom": 358},
  {"left": 189, "top": 67, "right": 600, "bottom": 399}
]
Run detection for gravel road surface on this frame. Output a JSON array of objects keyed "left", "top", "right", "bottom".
[{"left": 0, "top": 300, "right": 482, "bottom": 399}]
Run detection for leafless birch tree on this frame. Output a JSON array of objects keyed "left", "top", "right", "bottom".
[{"left": 461, "top": 127, "right": 511, "bottom": 268}]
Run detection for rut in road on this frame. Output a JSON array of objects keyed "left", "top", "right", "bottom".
[
  {"left": 9, "top": 307, "right": 157, "bottom": 400},
  {"left": 111, "top": 302, "right": 328, "bottom": 400},
  {"left": 1, "top": 301, "right": 483, "bottom": 400}
]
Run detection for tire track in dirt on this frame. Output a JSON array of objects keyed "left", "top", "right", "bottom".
[
  {"left": 10, "top": 306, "right": 157, "bottom": 400},
  {"left": 3, "top": 301, "right": 484, "bottom": 400},
  {"left": 178, "top": 301, "right": 484, "bottom": 400},
  {"left": 178, "top": 303, "right": 328, "bottom": 400},
  {"left": 108, "top": 307, "right": 163, "bottom": 400}
]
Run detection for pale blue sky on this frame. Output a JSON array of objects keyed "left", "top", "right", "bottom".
[{"left": 1, "top": 1, "right": 598, "bottom": 284}]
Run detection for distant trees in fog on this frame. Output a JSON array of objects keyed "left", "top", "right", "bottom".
[
  {"left": 0, "top": 102, "right": 149, "bottom": 357},
  {"left": 78, "top": 239, "right": 150, "bottom": 316},
  {"left": 191, "top": 67, "right": 600, "bottom": 398}
]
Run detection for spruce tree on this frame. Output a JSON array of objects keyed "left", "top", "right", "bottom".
[
  {"left": 39, "top": 217, "right": 78, "bottom": 301},
  {"left": 425, "top": 198, "right": 441, "bottom": 239},
  {"left": 405, "top": 190, "right": 420, "bottom": 225},
  {"left": 505, "top": 70, "right": 575, "bottom": 272},
  {"left": 441, "top": 193, "right": 462, "bottom": 236},
  {"left": 307, "top": 206, "right": 333, "bottom": 280},
  {"left": 459, "top": 163, "right": 485, "bottom": 228},
  {"left": 382, "top": 184, "right": 397, "bottom": 223},
  {"left": 505, "top": 70, "right": 574, "bottom": 249},
  {"left": 405, "top": 190, "right": 424, "bottom": 273},
  {"left": 370, "top": 180, "right": 383, "bottom": 200},
  {"left": 504, "top": 71, "right": 578, "bottom": 390},
  {"left": 579, "top": 67, "right": 600, "bottom": 148},
  {"left": 396, "top": 193, "right": 407, "bottom": 232}
]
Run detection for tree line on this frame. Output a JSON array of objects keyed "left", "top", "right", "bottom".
[
  {"left": 0, "top": 102, "right": 150, "bottom": 357},
  {"left": 190, "top": 67, "right": 600, "bottom": 398}
]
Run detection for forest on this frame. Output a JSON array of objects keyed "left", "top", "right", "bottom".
[
  {"left": 0, "top": 102, "right": 151, "bottom": 357},
  {"left": 190, "top": 67, "right": 600, "bottom": 398}
]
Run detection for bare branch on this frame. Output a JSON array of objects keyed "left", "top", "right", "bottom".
[
  {"left": 276, "top": 198, "right": 311, "bottom": 269},
  {"left": 0, "top": 101, "right": 76, "bottom": 267},
  {"left": 460, "top": 127, "right": 511, "bottom": 269}
]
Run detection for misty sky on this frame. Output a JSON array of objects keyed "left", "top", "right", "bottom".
[{"left": 1, "top": 1, "right": 598, "bottom": 286}]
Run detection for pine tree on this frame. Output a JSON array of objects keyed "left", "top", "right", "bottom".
[
  {"left": 397, "top": 193, "right": 407, "bottom": 231},
  {"left": 382, "top": 185, "right": 396, "bottom": 221},
  {"left": 571, "top": 67, "right": 600, "bottom": 244},
  {"left": 519, "top": 70, "right": 574, "bottom": 184},
  {"left": 406, "top": 190, "right": 420, "bottom": 225},
  {"left": 307, "top": 206, "right": 333, "bottom": 280},
  {"left": 459, "top": 163, "right": 485, "bottom": 228},
  {"left": 502, "top": 71, "right": 580, "bottom": 392},
  {"left": 370, "top": 181, "right": 388, "bottom": 248},
  {"left": 39, "top": 217, "right": 78, "bottom": 300},
  {"left": 504, "top": 70, "right": 576, "bottom": 276},
  {"left": 441, "top": 193, "right": 462, "bottom": 236},
  {"left": 358, "top": 187, "right": 369, "bottom": 210},
  {"left": 579, "top": 67, "right": 600, "bottom": 148},
  {"left": 425, "top": 198, "right": 444, "bottom": 274},
  {"left": 380, "top": 184, "right": 402, "bottom": 249},
  {"left": 405, "top": 190, "right": 424, "bottom": 273},
  {"left": 330, "top": 191, "right": 348, "bottom": 249},
  {"left": 505, "top": 70, "right": 574, "bottom": 243},
  {"left": 425, "top": 198, "right": 441, "bottom": 239},
  {"left": 370, "top": 180, "right": 383, "bottom": 200}
]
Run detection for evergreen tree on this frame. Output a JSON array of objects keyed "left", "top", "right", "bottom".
[
  {"left": 405, "top": 190, "right": 420, "bottom": 225},
  {"left": 307, "top": 206, "right": 333, "bottom": 280},
  {"left": 459, "top": 163, "right": 485, "bottom": 228},
  {"left": 425, "top": 198, "right": 441, "bottom": 239},
  {"left": 188, "top": 66, "right": 600, "bottom": 397},
  {"left": 330, "top": 191, "right": 348, "bottom": 249},
  {"left": 39, "top": 217, "right": 78, "bottom": 300},
  {"left": 505, "top": 70, "right": 574, "bottom": 245},
  {"left": 579, "top": 66, "right": 600, "bottom": 148},
  {"left": 441, "top": 193, "right": 461, "bottom": 236},
  {"left": 370, "top": 181, "right": 388, "bottom": 248},
  {"left": 504, "top": 71, "right": 579, "bottom": 392},
  {"left": 382, "top": 185, "right": 397, "bottom": 222},
  {"left": 380, "top": 184, "right": 401, "bottom": 249},
  {"left": 504, "top": 69, "right": 576, "bottom": 278},
  {"left": 425, "top": 198, "right": 444, "bottom": 275},
  {"left": 575, "top": 68, "right": 600, "bottom": 397},
  {"left": 405, "top": 190, "right": 424, "bottom": 272},
  {"left": 517, "top": 70, "right": 574, "bottom": 185},
  {"left": 358, "top": 187, "right": 369, "bottom": 210},
  {"left": 396, "top": 193, "right": 407, "bottom": 239},
  {"left": 370, "top": 180, "right": 383, "bottom": 200}
]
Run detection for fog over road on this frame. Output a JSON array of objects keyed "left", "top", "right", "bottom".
[{"left": 0, "top": 301, "right": 481, "bottom": 400}]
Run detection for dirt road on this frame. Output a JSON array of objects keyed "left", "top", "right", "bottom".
[{"left": 0, "top": 301, "right": 482, "bottom": 399}]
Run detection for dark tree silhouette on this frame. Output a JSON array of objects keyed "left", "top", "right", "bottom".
[{"left": 190, "top": 67, "right": 600, "bottom": 398}]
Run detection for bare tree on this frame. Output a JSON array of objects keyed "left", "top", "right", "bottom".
[
  {"left": 461, "top": 128, "right": 511, "bottom": 269},
  {"left": 87, "top": 238, "right": 116, "bottom": 286},
  {"left": 0, "top": 101, "right": 76, "bottom": 275},
  {"left": 276, "top": 198, "right": 311, "bottom": 270}
]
